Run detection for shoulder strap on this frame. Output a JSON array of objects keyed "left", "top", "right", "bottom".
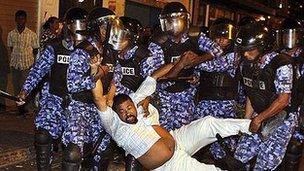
[
  {"left": 269, "top": 53, "right": 293, "bottom": 70},
  {"left": 134, "top": 45, "right": 151, "bottom": 64}
]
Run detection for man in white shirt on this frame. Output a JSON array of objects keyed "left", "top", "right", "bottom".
[{"left": 93, "top": 64, "right": 252, "bottom": 170}]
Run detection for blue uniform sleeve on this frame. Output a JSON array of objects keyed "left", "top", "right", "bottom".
[
  {"left": 140, "top": 42, "right": 165, "bottom": 77},
  {"left": 22, "top": 46, "right": 55, "bottom": 94},
  {"left": 196, "top": 52, "right": 235, "bottom": 72},
  {"left": 198, "top": 34, "right": 223, "bottom": 58},
  {"left": 113, "top": 63, "right": 134, "bottom": 95},
  {"left": 275, "top": 64, "right": 293, "bottom": 93},
  {"left": 67, "top": 49, "right": 96, "bottom": 93}
]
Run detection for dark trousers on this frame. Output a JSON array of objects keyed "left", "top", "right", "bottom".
[
  {"left": 11, "top": 68, "right": 33, "bottom": 114},
  {"left": 0, "top": 72, "right": 8, "bottom": 110}
]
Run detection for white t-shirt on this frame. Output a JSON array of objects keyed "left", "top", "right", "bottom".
[{"left": 98, "top": 76, "right": 161, "bottom": 158}]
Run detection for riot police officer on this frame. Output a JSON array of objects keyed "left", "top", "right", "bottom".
[
  {"left": 233, "top": 22, "right": 298, "bottom": 170},
  {"left": 16, "top": 7, "right": 86, "bottom": 171},
  {"left": 278, "top": 18, "right": 304, "bottom": 170},
  {"left": 193, "top": 18, "right": 240, "bottom": 161},
  {"left": 109, "top": 16, "right": 164, "bottom": 100},
  {"left": 154, "top": 2, "right": 223, "bottom": 131},
  {"left": 62, "top": 7, "right": 115, "bottom": 170}
]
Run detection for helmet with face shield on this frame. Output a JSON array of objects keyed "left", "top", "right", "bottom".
[
  {"left": 159, "top": 2, "right": 190, "bottom": 37},
  {"left": 64, "top": 7, "right": 88, "bottom": 44},
  {"left": 88, "top": 7, "right": 115, "bottom": 43},
  {"left": 210, "top": 18, "right": 236, "bottom": 40},
  {"left": 280, "top": 18, "right": 303, "bottom": 49},
  {"left": 210, "top": 18, "right": 236, "bottom": 52},
  {"left": 235, "top": 22, "right": 272, "bottom": 52},
  {"left": 108, "top": 16, "right": 142, "bottom": 51}
]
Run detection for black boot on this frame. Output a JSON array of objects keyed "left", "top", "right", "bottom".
[
  {"left": 125, "top": 154, "right": 142, "bottom": 171},
  {"left": 62, "top": 144, "right": 82, "bottom": 171},
  {"left": 35, "top": 129, "right": 52, "bottom": 171},
  {"left": 282, "top": 138, "right": 303, "bottom": 170}
]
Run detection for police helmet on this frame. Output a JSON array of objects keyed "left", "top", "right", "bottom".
[
  {"left": 159, "top": 2, "right": 190, "bottom": 36},
  {"left": 64, "top": 7, "right": 88, "bottom": 43},
  {"left": 235, "top": 22, "right": 271, "bottom": 52},
  {"left": 209, "top": 18, "right": 236, "bottom": 40},
  {"left": 108, "top": 17, "right": 142, "bottom": 51},
  {"left": 88, "top": 7, "right": 115, "bottom": 42},
  {"left": 280, "top": 18, "right": 303, "bottom": 49}
]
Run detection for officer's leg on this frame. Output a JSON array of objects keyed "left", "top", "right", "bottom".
[
  {"left": 125, "top": 154, "right": 142, "bottom": 171},
  {"left": 62, "top": 143, "right": 82, "bottom": 171},
  {"left": 35, "top": 129, "right": 52, "bottom": 171},
  {"left": 81, "top": 143, "right": 94, "bottom": 170},
  {"left": 98, "top": 144, "right": 113, "bottom": 171},
  {"left": 282, "top": 138, "right": 303, "bottom": 170}
]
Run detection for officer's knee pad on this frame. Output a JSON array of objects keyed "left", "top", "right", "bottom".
[
  {"left": 35, "top": 129, "right": 52, "bottom": 145},
  {"left": 63, "top": 143, "right": 82, "bottom": 163}
]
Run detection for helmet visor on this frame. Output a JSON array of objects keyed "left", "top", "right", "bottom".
[
  {"left": 159, "top": 12, "right": 189, "bottom": 36},
  {"left": 210, "top": 23, "right": 236, "bottom": 40},
  {"left": 108, "top": 19, "right": 130, "bottom": 51},
  {"left": 282, "top": 29, "right": 302, "bottom": 49},
  {"left": 67, "top": 19, "right": 87, "bottom": 42}
]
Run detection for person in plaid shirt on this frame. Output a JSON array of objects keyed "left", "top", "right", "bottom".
[{"left": 7, "top": 10, "right": 39, "bottom": 115}]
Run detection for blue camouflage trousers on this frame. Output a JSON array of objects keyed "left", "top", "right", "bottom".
[
  {"left": 158, "top": 87, "right": 196, "bottom": 131},
  {"left": 195, "top": 100, "right": 238, "bottom": 159},
  {"left": 62, "top": 100, "right": 111, "bottom": 168},
  {"left": 35, "top": 84, "right": 66, "bottom": 140},
  {"left": 234, "top": 112, "right": 298, "bottom": 170}
]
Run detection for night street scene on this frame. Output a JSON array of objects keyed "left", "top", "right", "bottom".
[{"left": 0, "top": 0, "right": 304, "bottom": 170}]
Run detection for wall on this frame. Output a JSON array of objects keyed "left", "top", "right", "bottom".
[
  {"left": 103, "top": 0, "right": 126, "bottom": 16},
  {"left": 38, "top": 0, "right": 59, "bottom": 37},
  {"left": 0, "top": 0, "right": 38, "bottom": 106},
  {"left": 0, "top": 0, "right": 38, "bottom": 46}
]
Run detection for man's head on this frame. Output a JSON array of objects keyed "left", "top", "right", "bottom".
[
  {"left": 280, "top": 18, "right": 303, "bottom": 50},
  {"left": 235, "top": 22, "right": 271, "bottom": 61},
  {"left": 112, "top": 94, "right": 138, "bottom": 124},
  {"left": 159, "top": 2, "right": 190, "bottom": 37},
  {"left": 209, "top": 18, "right": 236, "bottom": 50},
  {"left": 108, "top": 17, "right": 142, "bottom": 52},
  {"left": 64, "top": 7, "right": 88, "bottom": 45},
  {"left": 15, "top": 10, "right": 27, "bottom": 29},
  {"left": 88, "top": 7, "right": 116, "bottom": 43}
]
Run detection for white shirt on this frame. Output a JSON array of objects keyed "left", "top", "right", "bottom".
[{"left": 98, "top": 76, "right": 161, "bottom": 158}]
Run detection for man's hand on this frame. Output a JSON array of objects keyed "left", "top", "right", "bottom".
[
  {"left": 180, "top": 51, "right": 200, "bottom": 69},
  {"left": 151, "top": 63, "right": 174, "bottom": 80},
  {"left": 90, "top": 54, "right": 102, "bottom": 76},
  {"left": 16, "top": 90, "right": 27, "bottom": 106},
  {"left": 137, "top": 97, "right": 150, "bottom": 117},
  {"left": 187, "top": 76, "right": 199, "bottom": 85},
  {"left": 249, "top": 117, "right": 262, "bottom": 133}
]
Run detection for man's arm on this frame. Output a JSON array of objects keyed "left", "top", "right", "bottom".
[
  {"left": 250, "top": 93, "right": 290, "bottom": 132},
  {"left": 18, "top": 46, "right": 56, "bottom": 99},
  {"left": 165, "top": 34, "right": 223, "bottom": 78},
  {"left": 92, "top": 79, "right": 108, "bottom": 112},
  {"left": 165, "top": 51, "right": 213, "bottom": 78},
  {"left": 244, "top": 97, "right": 254, "bottom": 119},
  {"left": 131, "top": 63, "right": 174, "bottom": 103}
]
